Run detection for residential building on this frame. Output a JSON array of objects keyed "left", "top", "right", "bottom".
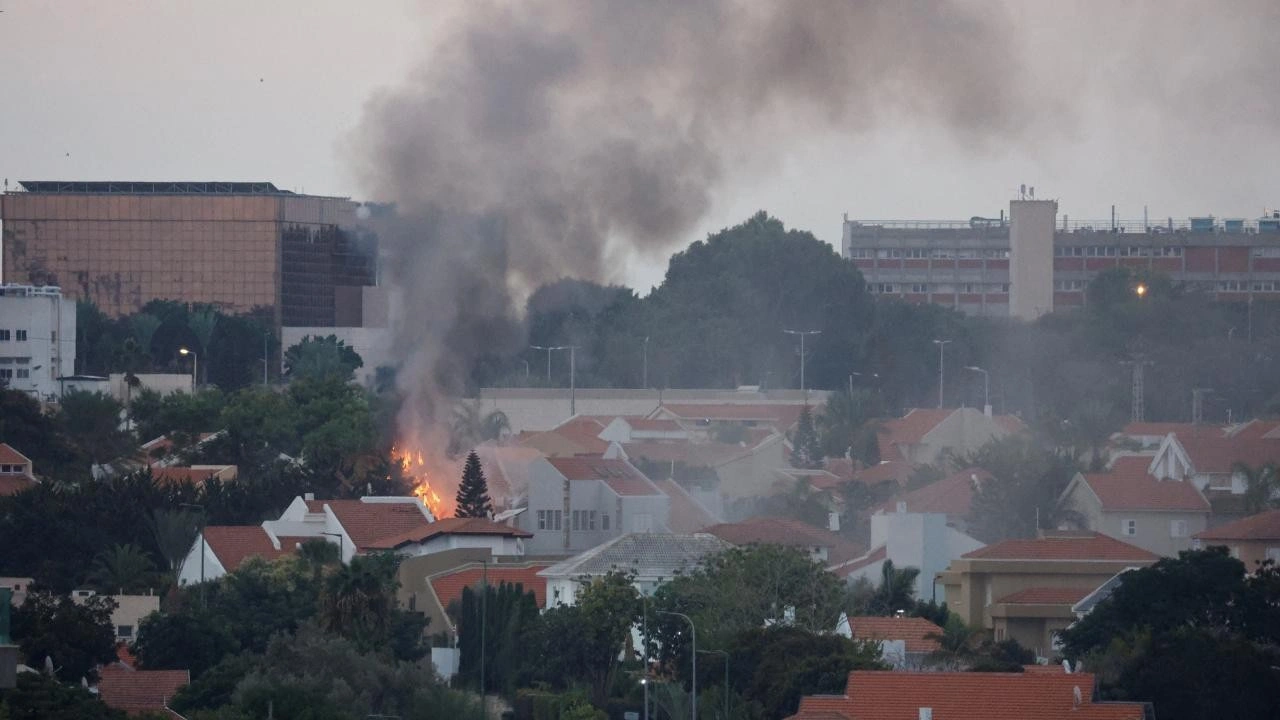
[
  {"left": 703, "top": 517, "right": 864, "bottom": 567},
  {"left": 650, "top": 478, "right": 721, "bottom": 533},
  {"left": 71, "top": 592, "right": 160, "bottom": 642},
  {"left": 1057, "top": 455, "right": 1211, "bottom": 556},
  {"left": 877, "top": 408, "right": 1024, "bottom": 466},
  {"left": 873, "top": 467, "right": 991, "bottom": 532},
  {"left": 96, "top": 665, "right": 189, "bottom": 717},
  {"left": 539, "top": 533, "right": 731, "bottom": 606},
  {"left": 422, "top": 559, "right": 551, "bottom": 639},
  {"left": 836, "top": 510, "right": 983, "bottom": 602},
  {"left": 847, "top": 616, "right": 943, "bottom": 668},
  {"left": 519, "top": 415, "right": 613, "bottom": 457},
  {"left": 787, "top": 668, "right": 1149, "bottom": 720},
  {"left": 844, "top": 199, "right": 1280, "bottom": 319},
  {"left": 0, "top": 284, "right": 75, "bottom": 400},
  {"left": 363, "top": 516, "right": 531, "bottom": 557},
  {"left": 0, "top": 444, "right": 37, "bottom": 496},
  {"left": 0, "top": 578, "right": 33, "bottom": 607},
  {"left": 1147, "top": 429, "right": 1280, "bottom": 499},
  {"left": 1, "top": 181, "right": 375, "bottom": 328},
  {"left": 516, "top": 453, "right": 670, "bottom": 555},
  {"left": 938, "top": 531, "right": 1158, "bottom": 656},
  {"left": 1111, "top": 421, "right": 1225, "bottom": 452},
  {"left": 619, "top": 432, "right": 788, "bottom": 501},
  {"left": 649, "top": 401, "right": 811, "bottom": 440},
  {"left": 599, "top": 416, "right": 690, "bottom": 443},
  {"left": 1193, "top": 508, "right": 1280, "bottom": 568}
]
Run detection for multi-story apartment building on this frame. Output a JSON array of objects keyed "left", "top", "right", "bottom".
[
  {"left": 1, "top": 181, "right": 376, "bottom": 328},
  {"left": 0, "top": 284, "right": 75, "bottom": 400},
  {"left": 843, "top": 198, "right": 1280, "bottom": 320}
]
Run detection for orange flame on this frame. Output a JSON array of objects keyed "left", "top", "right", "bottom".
[{"left": 392, "top": 444, "right": 450, "bottom": 519}]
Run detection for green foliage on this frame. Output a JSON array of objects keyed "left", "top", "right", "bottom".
[
  {"left": 53, "top": 391, "right": 132, "bottom": 465},
  {"left": 449, "top": 401, "right": 511, "bottom": 456},
  {"left": 1236, "top": 462, "right": 1280, "bottom": 514},
  {"left": 789, "top": 406, "right": 823, "bottom": 469},
  {"left": 965, "top": 435, "right": 1080, "bottom": 542},
  {"left": 0, "top": 390, "right": 84, "bottom": 480},
  {"left": 134, "top": 608, "right": 239, "bottom": 678},
  {"left": 816, "top": 389, "right": 884, "bottom": 459},
  {"left": 11, "top": 591, "right": 118, "bottom": 683},
  {"left": 457, "top": 581, "right": 540, "bottom": 695},
  {"left": 455, "top": 451, "right": 493, "bottom": 518},
  {"left": 87, "top": 543, "right": 159, "bottom": 594},
  {"left": 283, "top": 335, "right": 363, "bottom": 383},
  {"left": 317, "top": 553, "right": 426, "bottom": 659},
  {"left": 0, "top": 671, "right": 126, "bottom": 720},
  {"left": 726, "top": 626, "right": 885, "bottom": 719},
  {"left": 863, "top": 559, "right": 920, "bottom": 616}
]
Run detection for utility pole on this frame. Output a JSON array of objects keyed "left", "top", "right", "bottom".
[
  {"left": 567, "top": 346, "right": 580, "bottom": 416},
  {"left": 480, "top": 559, "right": 488, "bottom": 718},
  {"left": 1192, "top": 388, "right": 1213, "bottom": 426},
  {"left": 783, "top": 330, "right": 822, "bottom": 394},
  {"left": 642, "top": 336, "right": 650, "bottom": 389},
  {"left": 933, "top": 339, "right": 952, "bottom": 408},
  {"left": 656, "top": 611, "right": 696, "bottom": 720},
  {"left": 530, "top": 345, "right": 557, "bottom": 382},
  {"left": 1121, "top": 357, "right": 1154, "bottom": 423},
  {"left": 964, "top": 366, "right": 991, "bottom": 416}
]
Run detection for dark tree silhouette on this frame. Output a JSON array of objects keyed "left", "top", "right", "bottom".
[{"left": 455, "top": 451, "right": 493, "bottom": 519}]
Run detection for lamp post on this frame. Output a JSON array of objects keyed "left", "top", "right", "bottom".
[
  {"left": 964, "top": 365, "right": 990, "bottom": 416},
  {"left": 656, "top": 610, "right": 696, "bottom": 720},
  {"left": 783, "top": 329, "right": 822, "bottom": 394},
  {"left": 849, "top": 370, "right": 879, "bottom": 396},
  {"left": 320, "top": 531, "right": 345, "bottom": 564},
  {"left": 178, "top": 347, "right": 198, "bottom": 390},
  {"left": 567, "top": 345, "right": 579, "bottom": 416},
  {"left": 932, "top": 339, "right": 951, "bottom": 408},
  {"left": 697, "top": 649, "right": 729, "bottom": 719},
  {"left": 178, "top": 503, "right": 206, "bottom": 608},
  {"left": 642, "top": 336, "right": 650, "bottom": 389},
  {"left": 530, "top": 345, "right": 559, "bottom": 382}
]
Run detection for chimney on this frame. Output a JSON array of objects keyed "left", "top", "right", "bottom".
[
  {"left": 919, "top": 708, "right": 933, "bottom": 720},
  {"left": 984, "top": 403, "right": 993, "bottom": 418},
  {"left": 304, "top": 492, "right": 315, "bottom": 502},
  {"left": 896, "top": 501, "right": 907, "bottom": 514}
]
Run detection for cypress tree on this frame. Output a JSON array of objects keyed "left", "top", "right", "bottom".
[
  {"left": 791, "top": 405, "right": 824, "bottom": 469},
  {"left": 455, "top": 451, "right": 494, "bottom": 518}
]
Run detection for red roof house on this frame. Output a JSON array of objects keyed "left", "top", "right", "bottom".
[
  {"left": 1194, "top": 508, "right": 1280, "bottom": 568},
  {"left": 97, "top": 665, "right": 190, "bottom": 717},
  {"left": 0, "top": 443, "right": 37, "bottom": 496}
]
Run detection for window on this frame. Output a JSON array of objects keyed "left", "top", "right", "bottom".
[
  {"left": 0, "top": 330, "right": 9, "bottom": 341},
  {"left": 537, "top": 510, "right": 548, "bottom": 530},
  {"left": 408, "top": 593, "right": 417, "bottom": 611},
  {"left": 571, "top": 510, "right": 580, "bottom": 531},
  {"left": 982, "top": 249, "right": 1009, "bottom": 259},
  {"left": 904, "top": 249, "right": 928, "bottom": 259},
  {"left": 553, "top": 510, "right": 562, "bottom": 530},
  {"left": 910, "top": 283, "right": 928, "bottom": 293},
  {"left": 14, "top": 330, "right": 26, "bottom": 341},
  {"left": 931, "top": 249, "right": 955, "bottom": 259},
  {"left": 602, "top": 513, "right": 610, "bottom": 531},
  {"left": 1170, "top": 519, "right": 1188, "bottom": 538},
  {"left": 15, "top": 369, "right": 28, "bottom": 379},
  {"left": 589, "top": 510, "right": 597, "bottom": 530},
  {"left": 0, "top": 369, "right": 12, "bottom": 380},
  {"left": 848, "top": 248, "right": 873, "bottom": 259},
  {"left": 1251, "top": 247, "right": 1280, "bottom": 258},
  {"left": 117, "top": 625, "right": 133, "bottom": 638},
  {"left": 1122, "top": 519, "right": 1137, "bottom": 536}
]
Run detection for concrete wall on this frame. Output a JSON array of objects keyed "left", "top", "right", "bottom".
[
  {"left": 1008, "top": 200, "right": 1058, "bottom": 320},
  {"left": 1099, "top": 509, "right": 1206, "bottom": 557},
  {"left": 0, "top": 285, "right": 75, "bottom": 400},
  {"left": 868, "top": 511, "right": 983, "bottom": 601},
  {"left": 942, "top": 561, "right": 1136, "bottom": 629},
  {"left": 109, "top": 373, "right": 192, "bottom": 400},
  {"left": 281, "top": 326, "right": 392, "bottom": 388},
  {"left": 519, "top": 459, "right": 669, "bottom": 554}
]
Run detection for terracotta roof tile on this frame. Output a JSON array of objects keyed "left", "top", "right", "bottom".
[
  {"left": 365, "top": 517, "right": 531, "bottom": 550},
  {"left": 828, "top": 544, "right": 886, "bottom": 578},
  {"left": 622, "top": 441, "right": 752, "bottom": 468},
  {"left": 0, "top": 443, "right": 31, "bottom": 465},
  {"left": 203, "top": 526, "right": 295, "bottom": 571},
  {"left": 546, "top": 456, "right": 662, "bottom": 496},
  {"left": 1177, "top": 436, "right": 1280, "bottom": 474},
  {"left": 853, "top": 460, "right": 915, "bottom": 485},
  {"left": 849, "top": 616, "right": 943, "bottom": 653},
  {"left": 786, "top": 671, "right": 1147, "bottom": 720},
  {"left": 704, "top": 517, "right": 864, "bottom": 565},
  {"left": 875, "top": 468, "right": 988, "bottom": 516},
  {"left": 653, "top": 479, "right": 718, "bottom": 533},
  {"left": 322, "top": 499, "right": 434, "bottom": 550},
  {"left": 1079, "top": 472, "right": 1210, "bottom": 513},
  {"left": 876, "top": 409, "right": 955, "bottom": 459},
  {"left": 628, "top": 418, "right": 683, "bottom": 432},
  {"left": 1194, "top": 508, "right": 1280, "bottom": 541},
  {"left": 1225, "top": 419, "right": 1280, "bottom": 439},
  {"left": 1121, "top": 422, "right": 1221, "bottom": 437},
  {"left": 151, "top": 466, "right": 229, "bottom": 485},
  {"left": 659, "top": 403, "right": 807, "bottom": 430},
  {"left": 963, "top": 532, "right": 1159, "bottom": 562},
  {"left": 824, "top": 457, "right": 856, "bottom": 481},
  {"left": 97, "top": 665, "right": 189, "bottom": 715},
  {"left": 996, "top": 586, "right": 1093, "bottom": 605},
  {"left": 429, "top": 562, "right": 551, "bottom": 611}
]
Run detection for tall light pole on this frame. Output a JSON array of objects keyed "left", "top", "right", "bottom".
[
  {"left": 783, "top": 330, "right": 822, "bottom": 394},
  {"left": 530, "top": 345, "right": 554, "bottom": 382},
  {"left": 656, "top": 610, "right": 696, "bottom": 720},
  {"left": 932, "top": 339, "right": 951, "bottom": 408},
  {"left": 178, "top": 347, "right": 198, "bottom": 390},
  {"left": 262, "top": 331, "right": 270, "bottom": 386},
  {"left": 567, "top": 346, "right": 580, "bottom": 416},
  {"left": 849, "top": 370, "right": 879, "bottom": 397},
  {"left": 964, "top": 365, "right": 990, "bottom": 416},
  {"left": 697, "top": 649, "right": 729, "bottom": 719},
  {"left": 642, "top": 336, "right": 650, "bottom": 389}
]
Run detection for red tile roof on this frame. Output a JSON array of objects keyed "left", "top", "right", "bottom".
[
  {"left": 849, "top": 616, "right": 943, "bottom": 653},
  {"left": 622, "top": 441, "right": 752, "bottom": 468},
  {"left": 1121, "top": 422, "right": 1219, "bottom": 437},
  {"left": 824, "top": 458, "right": 857, "bottom": 481},
  {"left": 628, "top": 418, "right": 683, "bottom": 432},
  {"left": 97, "top": 665, "right": 189, "bottom": 715},
  {"left": 1079, "top": 473, "right": 1210, "bottom": 512},
  {"left": 1225, "top": 419, "right": 1280, "bottom": 439},
  {"left": 659, "top": 403, "right": 807, "bottom": 429},
  {"left": 320, "top": 500, "right": 434, "bottom": 550},
  {"left": 0, "top": 443, "right": 30, "bottom": 466},
  {"left": 996, "top": 586, "right": 1093, "bottom": 605},
  {"left": 828, "top": 544, "right": 887, "bottom": 578},
  {"left": 875, "top": 468, "right": 989, "bottom": 516},
  {"left": 152, "top": 466, "right": 225, "bottom": 485},
  {"left": 876, "top": 409, "right": 955, "bottom": 459},
  {"left": 365, "top": 517, "right": 532, "bottom": 550},
  {"left": 429, "top": 562, "right": 551, "bottom": 611},
  {"left": 203, "top": 526, "right": 295, "bottom": 571},
  {"left": 963, "top": 532, "right": 1159, "bottom": 562},
  {"left": 653, "top": 479, "right": 718, "bottom": 533},
  {"left": 546, "top": 456, "right": 662, "bottom": 495},
  {"left": 853, "top": 460, "right": 915, "bottom": 486},
  {"left": 552, "top": 416, "right": 611, "bottom": 453},
  {"left": 1178, "top": 436, "right": 1280, "bottom": 474},
  {"left": 704, "top": 517, "right": 863, "bottom": 565},
  {"left": 787, "top": 671, "right": 1147, "bottom": 720},
  {"left": 1194, "top": 508, "right": 1280, "bottom": 541}
]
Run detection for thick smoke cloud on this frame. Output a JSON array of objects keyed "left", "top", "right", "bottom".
[{"left": 350, "top": 0, "right": 1029, "bottom": 455}]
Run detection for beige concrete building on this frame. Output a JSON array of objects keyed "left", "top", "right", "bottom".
[
  {"left": 1, "top": 181, "right": 375, "bottom": 328},
  {"left": 1193, "top": 508, "right": 1280, "bottom": 569},
  {"left": 938, "top": 531, "right": 1157, "bottom": 657}
]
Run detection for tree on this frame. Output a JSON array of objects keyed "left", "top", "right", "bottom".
[
  {"left": 54, "top": 391, "right": 133, "bottom": 467},
  {"left": 87, "top": 543, "right": 158, "bottom": 594},
  {"left": 448, "top": 401, "right": 511, "bottom": 456},
  {"left": 1236, "top": 461, "right": 1279, "bottom": 514},
  {"left": 316, "top": 553, "right": 421, "bottom": 656},
  {"left": 0, "top": 389, "right": 84, "bottom": 481},
  {"left": 134, "top": 608, "right": 239, "bottom": 679},
  {"left": 790, "top": 405, "right": 824, "bottom": 469},
  {"left": 455, "top": 451, "right": 493, "bottom": 518},
  {"left": 816, "top": 389, "right": 883, "bottom": 459},
  {"left": 0, "top": 671, "right": 127, "bottom": 720},
  {"left": 864, "top": 559, "right": 921, "bottom": 616},
  {"left": 283, "top": 335, "right": 363, "bottom": 383},
  {"left": 965, "top": 435, "right": 1080, "bottom": 542},
  {"left": 456, "top": 581, "right": 540, "bottom": 695},
  {"left": 11, "top": 591, "right": 118, "bottom": 683},
  {"left": 726, "top": 626, "right": 884, "bottom": 719}
]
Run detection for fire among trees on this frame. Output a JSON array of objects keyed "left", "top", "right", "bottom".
[{"left": 393, "top": 444, "right": 450, "bottom": 519}]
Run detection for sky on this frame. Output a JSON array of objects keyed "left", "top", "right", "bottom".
[{"left": 1, "top": 1, "right": 1277, "bottom": 292}]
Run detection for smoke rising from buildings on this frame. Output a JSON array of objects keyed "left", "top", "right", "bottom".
[{"left": 349, "top": 0, "right": 1031, "bottom": 465}]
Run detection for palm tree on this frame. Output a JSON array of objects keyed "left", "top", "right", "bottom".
[
  {"left": 925, "top": 617, "right": 987, "bottom": 669},
  {"left": 317, "top": 554, "right": 400, "bottom": 649},
  {"left": 1236, "top": 461, "right": 1279, "bottom": 514},
  {"left": 867, "top": 559, "right": 920, "bottom": 615},
  {"left": 88, "top": 544, "right": 158, "bottom": 594},
  {"left": 149, "top": 509, "right": 200, "bottom": 574},
  {"left": 448, "top": 400, "right": 511, "bottom": 456}
]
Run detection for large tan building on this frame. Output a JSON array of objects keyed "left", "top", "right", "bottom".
[{"left": 1, "top": 181, "right": 375, "bottom": 327}]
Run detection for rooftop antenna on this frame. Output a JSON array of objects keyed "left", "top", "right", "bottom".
[
  {"left": 1030, "top": 186, "right": 1035, "bottom": 199},
  {"left": 1019, "top": 183, "right": 1026, "bottom": 199}
]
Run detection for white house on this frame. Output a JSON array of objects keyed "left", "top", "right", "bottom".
[
  {"left": 538, "top": 532, "right": 730, "bottom": 607},
  {"left": 0, "top": 284, "right": 75, "bottom": 401},
  {"left": 833, "top": 509, "right": 984, "bottom": 602}
]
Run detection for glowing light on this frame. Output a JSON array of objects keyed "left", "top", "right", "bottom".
[
  {"left": 1135, "top": 283, "right": 1148, "bottom": 298},
  {"left": 391, "top": 443, "right": 451, "bottom": 519}
]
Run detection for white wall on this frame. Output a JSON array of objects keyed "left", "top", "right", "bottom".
[
  {"left": 1009, "top": 200, "right": 1057, "bottom": 321},
  {"left": 869, "top": 510, "right": 984, "bottom": 602},
  {"left": 177, "top": 533, "right": 227, "bottom": 586},
  {"left": 0, "top": 285, "right": 75, "bottom": 400}
]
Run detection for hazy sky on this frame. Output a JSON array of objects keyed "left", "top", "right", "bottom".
[{"left": 2, "top": 1, "right": 1277, "bottom": 291}]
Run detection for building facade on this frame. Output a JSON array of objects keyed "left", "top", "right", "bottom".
[
  {"left": 0, "top": 284, "right": 75, "bottom": 400},
  {"left": 843, "top": 200, "right": 1280, "bottom": 319},
  {"left": 1, "top": 181, "right": 376, "bottom": 328}
]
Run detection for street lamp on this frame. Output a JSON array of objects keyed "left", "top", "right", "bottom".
[
  {"left": 530, "top": 345, "right": 562, "bottom": 382},
  {"left": 932, "top": 339, "right": 952, "bottom": 408},
  {"left": 783, "top": 329, "right": 822, "bottom": 394},
  {"left": 178, "top": 347, "right": 198, "bottom": 389},
  {"left": 697, "top": 649, "right": 730, "bottom": 719},
  {"left": 656, "top": 610, "right": 696, "bottom": 720},
  {"left": 320, "top": 531, "right": 345, "bottom": 564},
  {"left": 1134, "top": 283, "right": 1148, "bottom": 298},
  {"left": 849, "top": 370, "right": 879, "bottom": 396},
  {"left": 964, "top": 366, "right": 990, "bottom": 416},
  {"left": 642, "top": 336, "right": 650, "bottom": 389}
]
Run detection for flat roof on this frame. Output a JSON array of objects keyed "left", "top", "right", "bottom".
[{"left": 14, "top": 180, "right": 310, "bottom": 196}]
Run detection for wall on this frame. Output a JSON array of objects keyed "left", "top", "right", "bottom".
[
  {"left": 280, "top": 326, "right": 392, "bottom": 388},
  {"left": 942, "top": 561, "right": 1135, "bottom": 629},
  {"left": 1098, "top": 509, "right": 1206, "bottom": 557},
  {"left": 1009, "top": 200, "right": 1057, "bottom": 320},
  {"left": 868, "top": 510, "right": 983, "bottom": 601},
  {"left": 108, "top": 373, "right": 192, "bottom": 400},
  {"left": 0, "top": 285, "right": 75, "bottom": 400}
]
